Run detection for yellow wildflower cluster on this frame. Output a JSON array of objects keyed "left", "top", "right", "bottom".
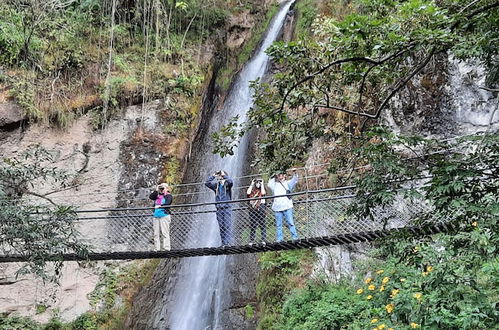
[
  {"left": 400, "top": 278, "right": 406, "bottom": 282},
  {"left": 382, "top": 276, "right": 390, "bottom": 284},
  {"left": 373, "top": 324, "right": 386, "bottom": 330},
  {"left": 472, "top": 221, "right": 478, "bottom": 227},
  {"left": 426, "top": 265, "right": 433, "bottom": 272},
  {"left": 371, "top": 319, "right": 378, "bottom": 324},
  {"left": 390, "top": 289, "right": 400, "bottom": 298},
  {"left": 410, "top": 322, "right": 420, "bottom": 328},
  {"left": 367, "top": 295, "right": 373, "bottom": 300},
  {"left": 385, "top": 303, "right": 394, "bottom": 313},
  {"left": 357, "top": 288, "right": 364, "bottom": 294},
  {"left": 376, "top": 270, "right": 385, "bottom": 274},
  {"left": 365, "top": 277, "right": 373, "bottom": 284},
  {"left": 368, "top": 284, "right": 376, "bottom": 291},
  {"left": 413, "top": 293, "right": 422, "bottom": 300}
]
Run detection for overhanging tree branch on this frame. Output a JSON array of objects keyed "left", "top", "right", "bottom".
[
  {"left": 314, "top": 48, "right": 437, "bottom": 119},
  {"left": 277, "top": 43, "right": 417, "bottom": 114}
]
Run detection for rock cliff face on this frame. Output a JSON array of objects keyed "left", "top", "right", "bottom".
[{"left": 0, "top": 100, "right": 178, "bottom": 322}]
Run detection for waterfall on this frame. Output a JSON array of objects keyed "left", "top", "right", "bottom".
[
  {"left": 167, "top": 2, "right": 295, "bottom": 329},
  {"left": 445, "top": 57, "right": 499, "bottom": 134}
]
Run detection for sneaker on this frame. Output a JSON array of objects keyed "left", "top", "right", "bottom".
[
  {"left": 261, "top": 241, "right": 266, "bottom": 246},
  {"left": 248, "top": 242, "right": 254, "bottom": 246}
]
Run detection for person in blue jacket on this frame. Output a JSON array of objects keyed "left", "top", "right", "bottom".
[
  {"left": 205, "top": 170, "right": 233, "bottom": 246},
  {"left": 149, "top": 183, "right": 173, "bottom": 250}
]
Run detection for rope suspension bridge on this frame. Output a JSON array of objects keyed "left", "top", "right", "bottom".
[{"left": 0, "top": 183, "right": 456, "bottom": 263}]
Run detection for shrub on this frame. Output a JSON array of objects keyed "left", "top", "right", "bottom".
[{"left": 279, "top": 283, "right": 366, "bottom": 330}]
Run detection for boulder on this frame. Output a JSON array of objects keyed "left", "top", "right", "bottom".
[{"left": 0, "top": 102, "right": 24, "bottom": 128}]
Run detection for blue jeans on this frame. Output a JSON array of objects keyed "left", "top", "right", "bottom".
[
  {"left": 275, "top": 208, "right": 298, "bottom": 242},
  {"left": 216, "top": 207, "right": 232, "bottom": 245}
]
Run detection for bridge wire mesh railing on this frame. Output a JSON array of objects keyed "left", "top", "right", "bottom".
[{"left": 20, "top": 187, "right": 436, "bottom": 255}]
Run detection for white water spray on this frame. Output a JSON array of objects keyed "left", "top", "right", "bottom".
[{"left": 167, "top": 2, "right": 296, "bottom": 329}]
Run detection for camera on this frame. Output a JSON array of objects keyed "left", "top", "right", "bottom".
[
  {"left": 159, "top": 187, "right": 165, "bottom": 190},
  {"left": 215, "top": 170, "right": 222, "bottom": 176}
]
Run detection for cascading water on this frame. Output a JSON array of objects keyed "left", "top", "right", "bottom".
[
  {"left": 445, "top": 57, "right": 499, "bottom": 134},
  {"left": 167, "top": 2, "right": 295, "bottom": 329}
]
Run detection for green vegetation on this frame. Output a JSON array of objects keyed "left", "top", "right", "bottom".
[
  {"left": 294, "top": 0, "right": 318, "bottom": 39},
  {"left": 213, "top": 0, "right": 499, "bottom": 172},
  {"left": 256, "top": 250, "right": 315, "bottom": 329},
  {"left": 225, "top": 0, "right": 498, "bottom": 329},
  {"left": 257, "top": 131, "right": 498, "bottom": 329},
  {"left": 0, "top": 145, "right": 88, "bottom": 282},
  {"left": 279, "top": 283, "right": 365, "bottom": 329},
  {"left": 0, "top": 0, "right": 231, "bottom": 127},
  {"left": 77, "top": 260, "right": 160, "bottom": 329}
]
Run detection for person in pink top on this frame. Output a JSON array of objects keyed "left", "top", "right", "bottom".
[{"left": 149, "top": 183, "right": 173, "bottom": 251}]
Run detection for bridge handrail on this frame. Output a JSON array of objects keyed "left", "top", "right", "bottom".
[
  {"left": 75, "top": 193, "right": 358, "bottom": 221},
  {"left": 74, "top": 185, "right": 357, "bottom": 214}
]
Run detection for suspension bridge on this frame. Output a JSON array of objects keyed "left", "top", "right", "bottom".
[{"left": 0, "top": 183, "right": 456, "bottom": 263}]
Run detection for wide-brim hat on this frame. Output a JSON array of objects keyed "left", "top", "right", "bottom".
[{"left": 158, "top": 183, "right": 171, "bottom": 191}]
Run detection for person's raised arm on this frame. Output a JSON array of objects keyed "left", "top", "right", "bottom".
[
  {"left": 288, "top": 173, "right": 299, "bottom": 191},
  {"left": 205, "top": 175, "right": 216, "bottom": 191},
  {"left": 247, "top": 180, "right": 254, "bottom": 196},
  {"left": 267, "top": 177, "right": 276, "bottom": 192}
]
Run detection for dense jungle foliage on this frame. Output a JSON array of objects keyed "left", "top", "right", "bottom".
[
  {"left": 245, "top": 0, "right": 498, "bottom": 329},
  {"left": 0, "top": 0, "right": 269, "bottom": 128},
  {"left": 214, "top": 0, "right": 499, "bottom": 172}
]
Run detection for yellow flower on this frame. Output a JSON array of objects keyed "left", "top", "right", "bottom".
[
  {"left": 367, "top": 295, "right": 373, "bottom": 300},
  {"left": 377, "top": 325, "right": 386, "bottom": 329},
  {"left": 365, "top": 277, "right": 373, "bottom": 284},
  {"left": 388, "top": 328, "right": 394, "bottom": 330},
  {"left": 413, "top": 293, "right": 422, "bottom": 300},
  {"left": 385, "top": 303, "right": 394, "bottom": 313},
  {"left": 422, "top": 272, "right": 428, "bottom": 277},
  {"left": 413, "top": 246, "right": 420, "bottom": 253},
  {"left": 400, "top": 278, "right": 406, "bottom": 282},
  {"left": 472, "top": 221, "right": 478, "bottom": 227},
  {"left": 357, "top": 288, "right": 364, "bottom": 294},
  {"left": 410, "top": 322, "right": 420, "bottom": 328},
  {"left": 390, "top": 289, "right": 400, "bottom": 298},
  {"left": 371, "top": 318, "right": 378, "bottom": 324},
  {"left": 382, "top": 276, "right": 390, "bottom": 284},
  {"left": 427, "top": 266, "right": 433, "bottom": 272},
  {"left": 368, "top": 284, "right": 376, "bottom": 291},
  {"left": 376, "top": 270, "right": 385, "bottom": 274},
  {"left": 380, "top": 285, "right": 385, "bottom": 292}
]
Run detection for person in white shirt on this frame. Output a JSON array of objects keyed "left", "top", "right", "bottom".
[{"left": 267, "top": 169, "right": 299, "bottom": 242}]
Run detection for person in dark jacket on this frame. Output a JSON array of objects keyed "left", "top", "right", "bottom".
[
  {"left": 246, "top": 178, "right": 267, "bottom": 244},
  {"left": 205, "top": 170, "right": 233, "bottom": 246},
  {"left": 149, "top": 183, "right": 173, "bottom": 250}
]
